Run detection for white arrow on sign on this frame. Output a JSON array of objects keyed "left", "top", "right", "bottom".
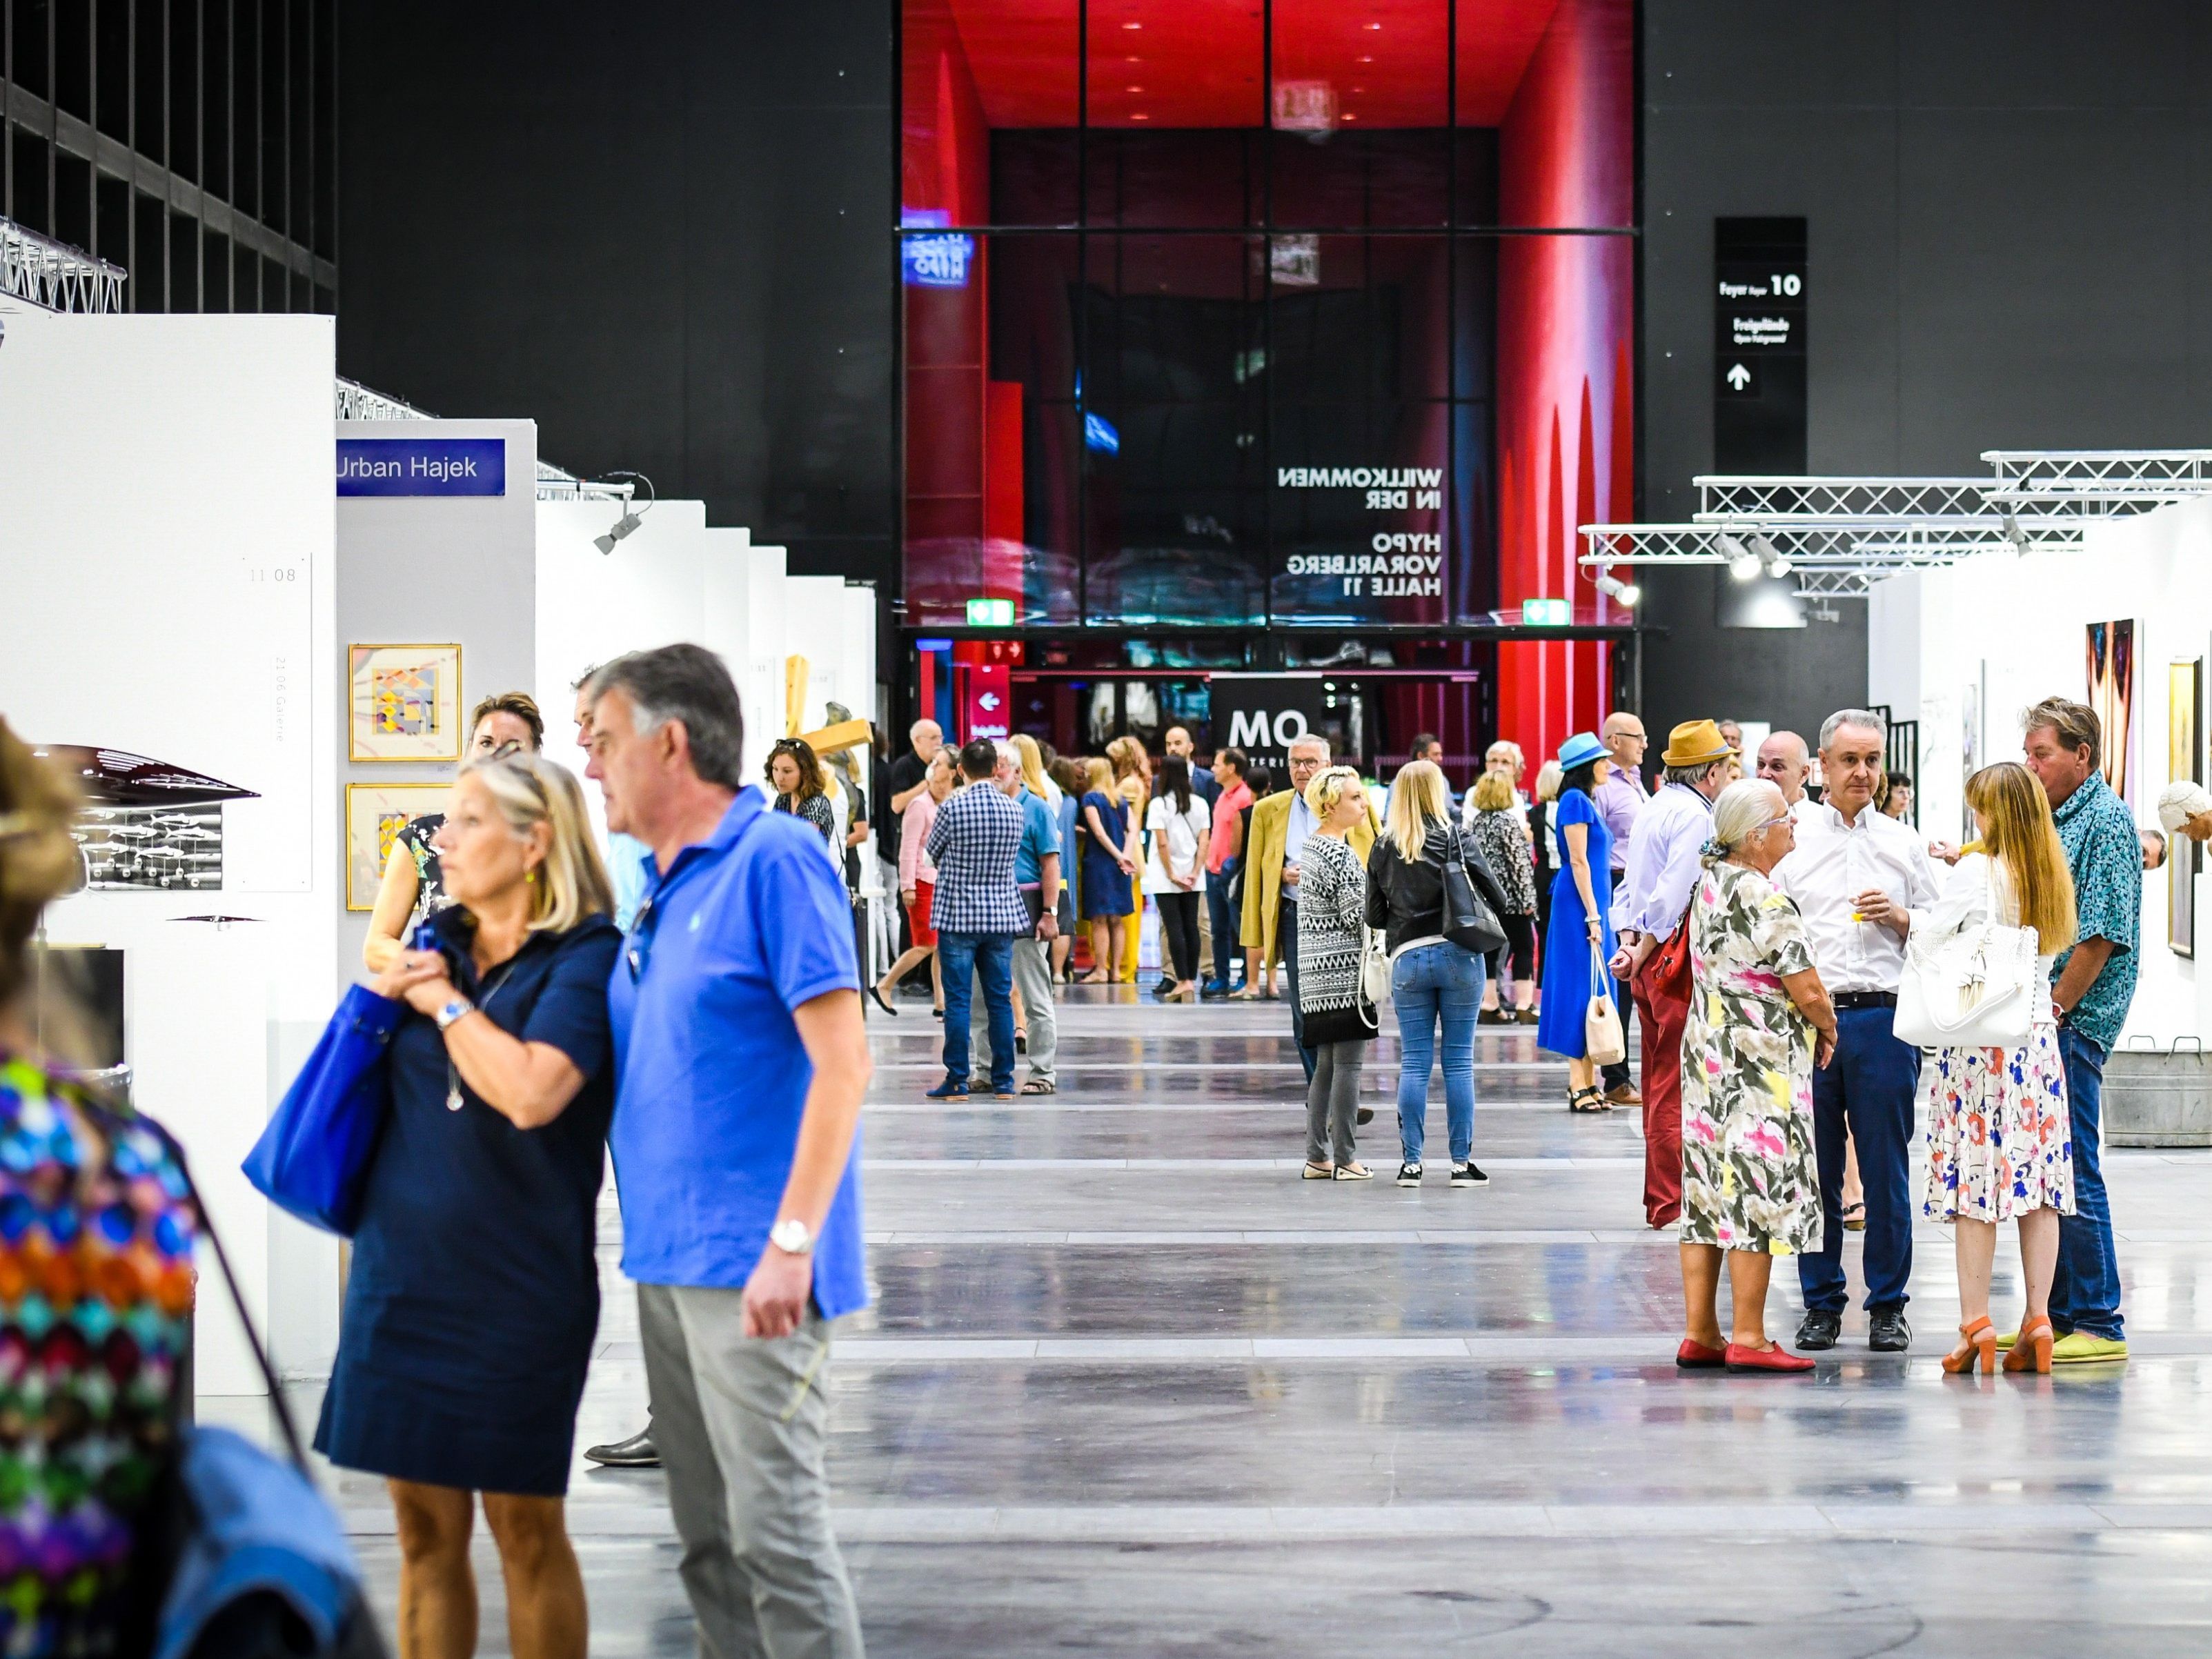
[
  {"left": 1725, "top": 362, "right": 1751, "bottom": 390},
  {"left": 978, "top": 692, "right": 1002, "bottom": 711}
]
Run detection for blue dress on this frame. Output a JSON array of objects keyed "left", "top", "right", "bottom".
[
  {"left": 1079, "top": 789, "right": 1134, "bottom": 920},
  {"left": 315, "top": 907, "right": 622, "bottom": 1497},
  {"left": 1536, "top": 788, "right": 1617, "bottom": 1060}
]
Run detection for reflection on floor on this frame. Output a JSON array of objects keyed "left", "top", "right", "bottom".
[{"left": 279, "top": 986, "right": 2212, "bottom": 1654}]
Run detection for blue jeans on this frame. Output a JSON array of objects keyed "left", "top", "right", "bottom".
[
  {"left": 1394, "top": 942, "right": 1484, "bottom": 1164},
  {"left": 1206, "top": 877, "right": 1238, "bottom": 984},
  {"left": 2051, "top": 1024, "right": 2124, "bottom": 1340},
  {"left": 1799, "top": 1003, "right": 1920, "bottom": 1314},
  {"left": 938, "top": 931, "right": 1016, "bottom": 1094}
]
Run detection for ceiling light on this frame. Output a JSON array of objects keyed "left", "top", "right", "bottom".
[
  {"left": 1122, "top": 19, "right": 1140, "bottom": 27},
  {"left": 1126, "top": 84, "right": 1144, "bottom": 92},
  {"left": 591, "top": 472, "right": 654, "bottom": 553},
  {"left": 1595, "top": 573, "right": 1640, "bottom": 608},
  {"left": 1749, "top": 532, "right": 1792, "bottom": 578},
  {"left": 1359, "top": 54, "right": 1373, "bottom": 62},
  {"left": 1719, "top": 533, "right": 1761, "bottom": 582},
  {"left": 1129, "top": 112, "right": 1149, "bottom": 120},
  {"left": 2003, "top": 510, "right": 2028, "bottom": 555},
  {"left": 1365, "top": 20, "right": 1382, "bottom": 28}
]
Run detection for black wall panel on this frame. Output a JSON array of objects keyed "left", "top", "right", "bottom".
[
  {"left": 336, "top": 1, "right": 896, "bottom": 588},
  {"left": 1639, "top": 0, "right": 2212, "bottom": 748}
]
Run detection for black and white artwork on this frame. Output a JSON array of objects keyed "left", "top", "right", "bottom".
[{"left": 36, "top": 746, "right": 258, "bottom": 892}]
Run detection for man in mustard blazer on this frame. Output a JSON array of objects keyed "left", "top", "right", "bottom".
[{"left": 1241, "top": 735, "right": 1380, "bottom": 1080}]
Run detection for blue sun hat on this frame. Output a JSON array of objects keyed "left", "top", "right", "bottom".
[{"left": 1556, "top": 731, "right": 1608, "bottom": 771}]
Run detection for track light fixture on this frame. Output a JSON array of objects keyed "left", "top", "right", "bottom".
[
  {"left": 1594, "top": 571, "right": 1641, "bottom": 608},
  {"left": 593, "top": 472, "right": 655, "bottom": 554},
  {"left": 1745, "top": 533, "right": 1793, "bottom": 579},
  {"left": 2002, "top": 510, "right": 2029, "bottom": 556},
  {"left": 1719, "top": 533, "right": 1761, "bottom": 582}
]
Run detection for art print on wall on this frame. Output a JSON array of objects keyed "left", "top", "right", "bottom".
[
  {"left": 2172, "top": 659, "right": 2203, "bottom": 958},
  {"left": 2085, "top": 620, "right": 2137, "bottom": 805},
  {"left": 1960, "top": 668, "right": 1984, "bottom": 842},
  {"left": 346, "top": 782, "right": 447, "bottom": 911},
  {"left": 349, "top": 643, "right": 462, "bottom": 762}
]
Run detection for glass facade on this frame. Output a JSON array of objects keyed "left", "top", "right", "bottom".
[
  {"left": 1, "top": 0, "right": 337, "bottom": 315},
  {"left": 900, "top": 0, "right": 1632, "bottom": 644}
]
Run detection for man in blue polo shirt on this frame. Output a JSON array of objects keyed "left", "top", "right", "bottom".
[{"left": 586, "top": 643, "right": 869, "bottom": 1659}]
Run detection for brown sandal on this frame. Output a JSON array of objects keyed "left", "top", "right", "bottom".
[{"left": 1568, "top": 1086, "right": 1610, "bottom": 1114}]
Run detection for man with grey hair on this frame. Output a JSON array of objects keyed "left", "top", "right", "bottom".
[
  {"left": 969, "top": 738, "right": 1063, "bottom": 1093},
  {"left": 1773, "top": 706, "right": 1939, "bottom": 1355},
  {"left": 1757, "top": 729, "right": 1817, "bottom": 824},
  {"left": 585, "top": 643, "right": 871, "bottom": 1656}
]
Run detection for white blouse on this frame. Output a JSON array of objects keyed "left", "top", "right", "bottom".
[{"left": 1143, "top": 793, "right": 1212, "bottom": 896}]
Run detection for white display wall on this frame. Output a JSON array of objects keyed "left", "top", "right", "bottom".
[
  {"left": 1869, "top": 496, "right": 2212, "bottom": 1044},
  {"left": 0, "top": 308, "right": 338, "bottom": 1395}
]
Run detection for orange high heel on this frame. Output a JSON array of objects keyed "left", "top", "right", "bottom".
[
  {"left": 2003, "top": 1315, "right": 2055, "bottom": 1375},
  {"left": 1942, "top": 1315, "right": 1998, "bottom": 1375}
]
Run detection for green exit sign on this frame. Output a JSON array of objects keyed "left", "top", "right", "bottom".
[
  {"left": 1521, "top": 597, "right": 1570, "bottom": 626},
  {"left": 966, "top": 597, "right": 1015, "bottom": 627}
]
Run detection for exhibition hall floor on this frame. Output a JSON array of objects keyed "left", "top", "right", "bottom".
[{"left": 297, "top": 990, "right": 2212, "bottom": 1654}]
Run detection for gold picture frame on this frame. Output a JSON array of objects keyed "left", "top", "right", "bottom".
[
  {"left": 346, "top": 782, "right": 448, "bottom": 911},
  {"left": 349, "top": 642, "right": 464, "bottom": 762}
]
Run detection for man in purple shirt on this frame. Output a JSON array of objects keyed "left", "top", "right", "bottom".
[{"left": 1590, "top": 712, "right": 1649, "bottom": 1104}]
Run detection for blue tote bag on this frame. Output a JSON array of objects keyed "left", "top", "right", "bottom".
[{"left": 241, "top": 984, "right": 399, "bottom": 1235}]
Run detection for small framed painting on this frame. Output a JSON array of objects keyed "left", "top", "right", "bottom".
[
  {"left": 346, "top": 782, "right": 448, "bottom": 911},
  {"left": 349, "top": 642, "right": 463, "bottom": 762},
  {"left": 2172, "top": 658, "right": 2203, "bottom": 957}
]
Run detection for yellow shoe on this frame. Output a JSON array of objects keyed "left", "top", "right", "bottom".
[
  {"left": 1995, "top": 1328, "right": 2019, "bottom": 1351},
  {"left": 2049, "top": 1331, "right": 2129, "bottom": 1365}
]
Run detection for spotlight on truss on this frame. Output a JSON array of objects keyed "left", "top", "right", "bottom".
[
  {"left": 1749, "top": 532, "right": 1793, "bottom": 579},
  {"left": 1719, "top": 533, "right": 1761, "bottom": 582},
  {"left": 1594, "top": 572, "right": 1641, "bottom": 608},
  {"left": 592, "top": 472, "right": 655, "bottom": 554}
]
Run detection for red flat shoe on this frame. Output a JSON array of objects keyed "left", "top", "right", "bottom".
[
  {"left": 1724, "top": 1341, "right": 1815, "bottom": 1374},
  {"left": 1676, "top": 1338, "right": 1727, "bottom": 1370}
]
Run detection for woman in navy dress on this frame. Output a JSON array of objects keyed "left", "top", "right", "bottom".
[
  {"left": 1537, "top": 732, "right": 1619, "bottom": 1113},
  {"left": 317, "top": 751, "right": 619, "bottom": 1656},
  {"left": 1078, "top": 755, "right": 1138, "bottom": 984}
]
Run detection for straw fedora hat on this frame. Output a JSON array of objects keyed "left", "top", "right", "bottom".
[{"left": 1659, "top": 719, "right": 1735, "bottom": 768}]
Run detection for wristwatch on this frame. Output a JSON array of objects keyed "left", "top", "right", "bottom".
[
  {"left": 769, "top": 1218, "right": 816, "bottom": 1256},
  {"left": 434, "top": 996, "right": 476, "bottom": 1032}
]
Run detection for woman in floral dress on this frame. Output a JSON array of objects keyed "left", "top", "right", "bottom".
[
  {"left": 1678, "top": 779, "right": 1837, "bottom": 1374},
  {"left": 1915, "top": 760, "right": 2076, "bottom": 1375}
]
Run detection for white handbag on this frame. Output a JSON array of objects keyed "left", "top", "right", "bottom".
[
  {"left": 1894, "top": 861, "right": 2040, "bottom": 1050},
  {"left": 1583, "top": 940, "right": 1626, "bottom": 1066},
  {"left": 1360, "top": 926, "right": 1393, "bottom": 1009}
]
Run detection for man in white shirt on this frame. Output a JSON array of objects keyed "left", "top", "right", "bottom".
[
  {"left": 1757, "top": 730, "right": 1819, "bottom": 824},
  {"left": 1610, "top": 721, "right": 1733, "bottom": 1229},
  {"left": 1773, "top": 708, "right": 1939, "bottom": 1355}
]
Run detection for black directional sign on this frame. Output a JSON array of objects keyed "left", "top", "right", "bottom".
[{"left": 1713, "top": 217, "right": 1806, "bottom": 470}]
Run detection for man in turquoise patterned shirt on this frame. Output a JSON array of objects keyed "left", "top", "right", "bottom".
[{"left": 2024, "top": 697, "right": 2139, "bottom": 1364}]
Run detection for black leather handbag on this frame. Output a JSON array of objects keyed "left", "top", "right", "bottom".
[{"left": 1441, "top": 826, "right": 1508, "bottom": 956}]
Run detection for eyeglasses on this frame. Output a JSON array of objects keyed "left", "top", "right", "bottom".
[{"left": 624, "top": 892, "right": 663, "bottom": 983}]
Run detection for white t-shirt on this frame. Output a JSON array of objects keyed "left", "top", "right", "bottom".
[{"left": 1144, "top": 793, "right": 1212, "bottom": 895}]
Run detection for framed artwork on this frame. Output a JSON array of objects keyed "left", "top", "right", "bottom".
[
  {"left": 349, "top": 643, "right": 463, "bottom": 762},
  {"left": 346, "top": 782, "right": 447, "bottom": 911},
  {"left": 2171, "top": 658, "right": 2203, "bottom": 958},
  {"left": 2085, "top": 620, "right": 2138, "bottom": 804},
  {"left": 1960, "top": 668, "right": 1984, "bottom": 842}
]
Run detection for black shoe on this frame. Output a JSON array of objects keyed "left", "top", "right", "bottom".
[
  {"left": 1450, "top": 1161, "right": 1489, "bottom": 1188},
  {"left": 1795, "top": 1309, "right": 1842, "bottom": 1351},
  {"left": 1201, "top": 980, "right": 1229, "bottom": 1000},
  {"left": 1868, "top": 1307, "right": 1913, "bottom": 1352},
  {"left": 1478, "top": 1007, "right": 1506, "bottom": 1025},
  {"left": 583, "top": 1429, "right": 660, "bottom": 1469},
  {"left": 1396, "top": 1162, "right": 1422, "bottom": 1186},
  {"left": 1356, "top": 1105, "right": 1376, "bottom": 1126},
  {"left": 866, "top": 984, "right": 897, "bottom": 1016}
]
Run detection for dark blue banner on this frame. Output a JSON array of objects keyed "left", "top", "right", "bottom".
[{"left": 336, "top": 437, "right": 507, "bottom": 497}]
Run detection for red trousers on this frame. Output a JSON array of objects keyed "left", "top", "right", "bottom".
[{"left": 1630, "top": 955, "right": 1689, "bottom": 1230}]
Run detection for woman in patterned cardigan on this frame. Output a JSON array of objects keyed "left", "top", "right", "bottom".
[{"left": 1297, "top": 765, "right": 1380, "bottom": 1180}]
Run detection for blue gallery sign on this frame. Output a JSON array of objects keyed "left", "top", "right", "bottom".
[
  {"left": 336, "top": 437, "right": 507, "bottom": 497},
  {"left": 902, "top": 232, "right": 974, "bottom": 288}
]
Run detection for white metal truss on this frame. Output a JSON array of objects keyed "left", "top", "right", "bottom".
[
  {"left": 1983, "top": 450, "right": 2212, "bottom": 512},
  {"left": 0, "top": 217, "right": 125, "bottom": 312},
  {"left": 331, "top": 378, "right": 633, "bottom": 501}
]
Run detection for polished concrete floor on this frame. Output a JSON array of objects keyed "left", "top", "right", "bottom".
[{"left": 304, "top": 985, "right": 2212, "bottom": 1654}]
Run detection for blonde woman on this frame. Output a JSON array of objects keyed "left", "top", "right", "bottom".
[
  {"left": 1296, "top": 765, "right": 1379, "bottom": 1179},
  {"left": 1917, "top": 760, "right": 2077, "bottom": 1375},
  {"left": 318, "top": 752, "right": 619, "bottom": 1658},
  {"left": 1079, "top": 756, "right": 1139, "bottom": 983},
  {"left": 1365, "top": 759, "right": 1513, "bottom": 1186},
  {"left": 1468, "top": 769, "right": 1539, "bottom": 1022},
  {"left": 1108, "top": 736, "right": 1150, "bottom": 981}
]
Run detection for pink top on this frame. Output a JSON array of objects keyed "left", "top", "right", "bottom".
[
  {"left": 1208, "top": 780, "right": 1254, "bottom": 874},
  {"left": 900, "top": 791, "right": 940, "bottom": 888}
]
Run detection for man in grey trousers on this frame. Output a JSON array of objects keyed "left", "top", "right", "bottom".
[
  {"left": 970, "top": 737, "right": 1063, "bottom": 1094},
  {"left": 589, "top": 644, "right": 870, "bottom": 1658}
]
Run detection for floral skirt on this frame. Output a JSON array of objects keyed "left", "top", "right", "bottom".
[{"left": 1919, "top": 1020, "right": 2074, "bottom": 1223}]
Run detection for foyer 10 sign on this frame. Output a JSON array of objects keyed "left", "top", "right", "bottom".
[{"left": 1273, "top": 463, "right": 1446, "bottom": 624}]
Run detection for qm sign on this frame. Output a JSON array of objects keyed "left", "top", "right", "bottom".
[{"left": 1209, "top": 674, "right": 1347, "bottom": 779}]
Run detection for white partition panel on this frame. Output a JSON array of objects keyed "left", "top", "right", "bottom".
[
  {"left": 0, "top": 310, "right": 337, "bottom": 1395},
  {"left": 747, "top": 546, "right": 789, "bottom": 753}
]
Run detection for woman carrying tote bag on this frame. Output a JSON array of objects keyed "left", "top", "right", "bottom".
[{"left": 1911, "top": 760, "right": 2077, "bottom": 1376}]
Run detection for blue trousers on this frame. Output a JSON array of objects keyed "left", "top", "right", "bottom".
[
  {"left": 2051, "top": 1024, "right": 2124, "bottom": 1340},
  {"left": 1799, "top": 1003, "right": 1920, "bottom": 1314},
  {"left": 938, "top": 931, "right": 1016, "bottom": 1095},
  {"left": 1394, "top": 942, "right": 1485, "bottom": 1164},
  {"left": 1206, "top": 877, "right": 1238, "bottom": 984}
]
